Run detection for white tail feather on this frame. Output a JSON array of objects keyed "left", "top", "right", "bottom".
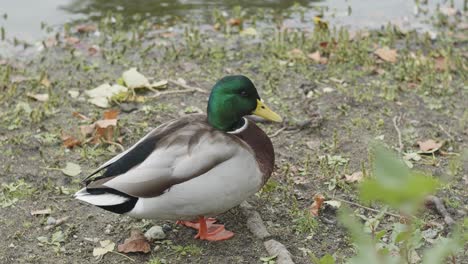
[{"left": 74, "top": 188, "right": 129, "bottom": 206}]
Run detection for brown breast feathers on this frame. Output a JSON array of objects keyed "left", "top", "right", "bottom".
[{"left": 232, "top": 119, "right": 275, "bottom": 183}]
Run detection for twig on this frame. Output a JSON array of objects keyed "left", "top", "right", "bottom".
[
  {"left": 334, "top": 197, "right": 403, "bottom": 219},
  {"left": 269, "top": 126, "right": 287, "bottom": 138},
  {"left": 425, "top": 195, "right": 455, "bottom": 226},
  {"left": 110, "top": 251, "right": 135, "bottom": 262},
  {"left": 104, "top": 140, "right": 125, "bottom": 152},
  {"left": 150, "top": 79, "right": 207, "bottom": 98},
  {"left": 168, "top": 79, "right": 207, "bottom": 93},
  {"left": 438, "top": 124, "right": 455, "bottom": 141},
  {"left": 392, "top": 115, "right": 403, "bottom": 153}
]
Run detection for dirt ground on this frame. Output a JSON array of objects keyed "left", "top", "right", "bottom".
[{"left": 0, "top": 8, "right": 467, "bottom": 264}]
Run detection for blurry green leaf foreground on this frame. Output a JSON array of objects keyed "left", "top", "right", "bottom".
[{"left": 337, "top": 145, "right": 467, "bottom": 264}]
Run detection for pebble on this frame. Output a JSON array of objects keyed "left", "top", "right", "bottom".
[
  {"left": 144, "top": 225, "right": 166, "bottom": 241},
  {"left": 104, "top": 224, "right": 113, "bottom": 234},
  {"left": 162, "top": 223, "right": 172, "bottom": 233},
  {"left": 46, "top": 217, "right": 56, "bottom": 225}
]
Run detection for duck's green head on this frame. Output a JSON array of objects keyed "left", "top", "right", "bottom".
[{"left": 207, "top": 75, "right": 282, "bottom": 131}]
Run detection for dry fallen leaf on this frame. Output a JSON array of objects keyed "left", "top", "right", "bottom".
[
  {"left": 122, "top": 68, "right": 150, "bottom": 89},
  {"left": 61, "top": 162, "right": 82, "bottom": 177},
  {"left": 418, "top": 139, "right": 443, "bottom": 153},
  {"left": 434, "top": 56, "right": 450, "bottom": 71},
  {"left": 228, "top": 18, "right": 242, "bottom": 26},
  {"left": 72, "top": 112, "right": 91, "bottom": 121},
  {"left": 307, "top": 51, "right": 328, "bottom": 64},
  {"left": 117, "top": 230, "right": 151, "bottom": 254},
  {"left": 309, "top": 193, "right": 325, "bottom": 217},
  {"left": 76, "top": 24, "right": 97, "bottom": 33},
  {"left": 26, "top": 93, "right": 49, "bottom": 102},
  {"left": 85, "top": 83, "right": 128, "bottom": 108},
  {"left": 374, "top": 47, "right": 398, "bottom": 63},
  {"left": 288, "top": 48, "right": 306, "bottom": 59},
  {"left": 324, "top": 200, "right": 341, "bottom": 209},
  {"left": 240, "top": 27, "right": 257, "bottom": 36},
  {"left": 440, "top": 7, "right": 458, "bottom": 16},
  {"left": 344, "top": 171, "right": 364, "bottom": 183},
  {"left": 80, "top": 124, "right": 95, "bottom": 137},
  {"left": 30, "top": 208, "right": 52, "bottom": 216},
  {"left": 88, "top": 45, "right": 100, "bottom": 56},
  {"left": 40, "top": 76, "right": 51, "bottom": 88},
  {"left": 93, "top": 110, "right": 119, "bottom": 143},
  {"left": 103, "top": 109, "right": 119, "bottom": 120},
  {"left": 93, "top": 240, "right": 115, "bottom": 260},
  {"left": 64, "top": 37, "right": 80, "bottom": 45},
  {"left": 62, "top": 132, "right": 81, "bottom": 149}
]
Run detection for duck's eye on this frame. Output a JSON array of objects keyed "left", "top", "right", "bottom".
[{"left": 240, "top": 90, "right": 248, "bottom": 97}]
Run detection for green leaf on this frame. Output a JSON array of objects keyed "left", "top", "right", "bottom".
[
  {"left": 319, "top": 254, "right": 335, "bottom": 264},
  {"left": 360, "top": 145, "right": 439, "bottom": 213},
  {"left": 260, "top": 255, "right": 277, "bottom": 262},
  {"left": 51, "top": 230, "right": 65, "bottom": 243},
  {"left": 422, "top": 237, "right": 462, "bottom": 264},
  {"left": 61, "top": 162, "right": 81, "bottom": 177}
]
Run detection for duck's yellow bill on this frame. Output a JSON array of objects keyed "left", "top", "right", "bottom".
[{"left": 252, "top": 99, "right": 283, "bottom": 122}]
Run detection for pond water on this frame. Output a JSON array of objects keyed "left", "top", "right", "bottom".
[{"left": 0, "top": 0, "right": 465, "bottom": 41}]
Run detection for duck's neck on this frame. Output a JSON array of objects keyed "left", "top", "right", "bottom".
[{"left": 207, "top": 97, "right": 244, "bottom": 132}]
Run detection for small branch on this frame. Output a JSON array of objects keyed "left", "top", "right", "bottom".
[
  {"left": 104, "top": 140, "right": 125, "bottom": 152},
  {"left": 110, "top": 251, "right": 135, "bottom": 262},
  {"left": 269, "top": 126, "right": 287, "bottom": 138},
  {"left": 150, "top": 79, "right": 207, "bottom": 98},
  {"left": 425, "top": 195, "right": 455, "bottom": 226},
  {"left": 438, "top": 124, "right": 455, "bottom": 141},
  {"left": 334, "top": 197, "right": 404, "bottom": 219},
  {"left": 392, "top": 115, "right": 403, "bottom": 153},
  {"left": 168, "top": 79, "right": 207, "bottom": 94}
]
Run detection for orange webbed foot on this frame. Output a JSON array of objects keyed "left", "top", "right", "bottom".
[{"left": 177, "top": 216, "right": 234, "bottom": 241}]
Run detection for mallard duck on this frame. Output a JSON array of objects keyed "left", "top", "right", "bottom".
[{"left": 75, "top": 75, "right": 282, "bottom": 241}]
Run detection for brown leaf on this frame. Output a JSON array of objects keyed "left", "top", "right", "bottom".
[
  {"left": 40, "top": 76, "right": 51, "bottom": 88},
  {"left": 65, "top": 37, "right": 80, "bottom": 45},
  {"left": 95, "top": 119, "right": 117, "bottom": 128},
  {"left": 418, "top": 139, "right": 443, "bottom": 153},
  {"left": 309, "top": 193, "right": 325, "bottom": 217},
  {"left": 62, "top": 133, "right": 81, "bottom": 149},
  {"left": 434, "top": 56, "right": 449, "bottom": 72},
  {"left": 307, "top": 51, "right": 328, "bottom": 64},
  {"left": 76, "top": 24, "right": 97, "bottom": 33},
  {"left": 80, "top": 124, "right": 95, "bottom": 137},
  {"left": 344, "top": 171, "right": 364, "bottom": 183},
  {"left": 228, "top": 18, "right": 242, "bottom": 26},
  {"left": 161, "top": 32, "right": 176, "bottom": 38},
  {"left": 88, "top": 45, "right": 100, "bottom": 56},
  {"left": 374, "top": 47, "right": 398, "bottom": 63},
  {"left": 103, "top": 109, "right": 119, "bottom": 120},
  {"left": 72, "top": 112, "right": 91, "bottom": 121},
  {"left": 117, "top": 230, "right": 151, "bottom": 254}
]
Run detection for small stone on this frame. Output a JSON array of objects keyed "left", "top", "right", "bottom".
[
  {"left": 144, "top": 226, "right": 166, "bottom": 241},
  {"left": 153, "top": 245, "right": 160, "bottom": 252},
  {"left": 104, "top": 224, "right": 113, "bottom": 234},
  {"left": 46, "top": 217, "right": 56, "bottom": 225},
  {"left": 162, "top": 224, "right": 172, "bottom": 233}
]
